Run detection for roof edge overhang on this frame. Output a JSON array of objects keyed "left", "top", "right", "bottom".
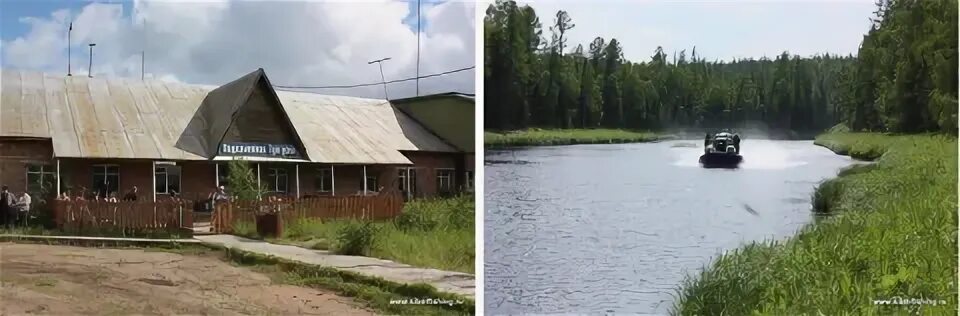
[
  {"left": 0, "top": 136, "right": 52, "bottom": 141},
  {"left": 389, "top": 92, "right": 475, "bottom": 104},
  {"left": 391, "top": 105, "right": 465, "bottom": 153}
]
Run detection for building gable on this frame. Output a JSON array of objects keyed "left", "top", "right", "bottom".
[{"left": 175, "top": 69, "right": 308, "bottom": 160}]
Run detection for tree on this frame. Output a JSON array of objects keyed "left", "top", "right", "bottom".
[
  {"left": 227, "top": 158, "right": 261, "bottom": 201},
  {"left": 483, "top": 0, "right": 956, "bottom": 135}
]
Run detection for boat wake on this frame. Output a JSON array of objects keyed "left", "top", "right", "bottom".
[{"left": 670, "top": 140, "right": 807, "bottom": 169}]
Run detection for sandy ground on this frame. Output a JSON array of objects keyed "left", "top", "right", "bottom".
[{"left": 0, "top": 243, "right": 377, "bottom": 315}]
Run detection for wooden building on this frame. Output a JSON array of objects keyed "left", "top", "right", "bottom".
[{"left": 0, "top": 68, "right": 474, "bottom": 202}]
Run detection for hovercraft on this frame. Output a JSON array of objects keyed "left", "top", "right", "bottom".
[{"left": 699, "top": 131, "right": 742, "bottom": 168}]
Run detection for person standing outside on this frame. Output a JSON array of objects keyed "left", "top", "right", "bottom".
[
  {"left": 122, "top": 186, "right": 139, "bottom": 201},
  {"left": 15, "top": 192, "right": 31, "bottom": 224},
  {"left": 0, "top": 186, "right": 14, "bottom": 227}
]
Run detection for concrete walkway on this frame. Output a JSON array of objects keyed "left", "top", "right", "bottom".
[{"left": 194, "top": 234, "right": 475, "bottom": 299}]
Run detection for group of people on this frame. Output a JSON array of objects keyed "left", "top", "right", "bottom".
[
  {"left": 56, "top": 186, "right": 141, "bottom": 203},
  {"left": 0, "top": 186, "right": 32, "bottom": 227}
]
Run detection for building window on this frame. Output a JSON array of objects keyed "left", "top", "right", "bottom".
[
  {"left": 265, "top": 168, "right": 288, "bottom": 193},
  {"left": 155, "top": 165, "right": 181, "bottom": 195},
  {"left": 365, "top": 175, "right": 378, "bottom": 193},
  {"left": 465, "top": 171, "right": 474, "bottom": 191},
  {"left": 92, "top": 165, "right": 120, "bottom": 198},
  {"left": 436, "top": 169, "right": 454, "bottom": 194},
  {"left": 217, "top": 163, "right": 230, "bottom": 188},
  {"left": 397, "top": 168, "right": 417, "bottom": 198},
  {"left": 316, "top": 168, "right": 333, "bottom": 192},
  {"left": 25, "top": 164, "right": 56, "bottom": 194}
]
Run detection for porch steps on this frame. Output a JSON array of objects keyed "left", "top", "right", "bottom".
[{"left": 192, "top": 222, "right": 216, "bottom": 235}]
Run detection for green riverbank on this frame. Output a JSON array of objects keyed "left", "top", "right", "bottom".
[
  {"left": 484, "top": 129, "right": 666, "bottom": 148},
  {"left": 672, "top": 132, "right": 957, "bottom": 315}
]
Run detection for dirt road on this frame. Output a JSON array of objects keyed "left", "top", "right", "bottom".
[{"left": 0, "top": 243, "right": 377, "bottom": 315}]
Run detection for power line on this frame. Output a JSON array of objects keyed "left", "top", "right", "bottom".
[{"left": 272, "top": 66, "right": 474, "bottom": 89}]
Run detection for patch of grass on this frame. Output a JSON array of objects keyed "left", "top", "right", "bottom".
[
  {"left": 336, "top": 220, "right": 381, "bottom": 256},
  {"left": 35, "top": 277, "right": 57, "bottom": 287},
  {"left": 231, "top": 219, "right": 259, "bottom": 239},
  {"left": 278, "top": 195, "right": 475, "bottom": 274},
  {"left": 673, "top": 132, "right": 957, "bottom": 315},
  {"left": 485, "top": 128, "right": 666, "bottom": 147},
  {"left": 220, "top": 247, "right": 474, "bottom": 315}
]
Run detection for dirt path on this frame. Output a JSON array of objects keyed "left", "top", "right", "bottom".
[{"left": 0, "top": 243, "right": 377, "bottom": 315}]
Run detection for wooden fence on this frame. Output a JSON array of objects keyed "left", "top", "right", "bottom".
[
  {"left": 210, "top": 193, "right": 404, "bottom": 234},
  {"left": 52, "top": 200, "right": 193, "bottom": 234}
]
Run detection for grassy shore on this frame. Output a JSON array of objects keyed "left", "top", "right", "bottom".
[
  {"left": 235, "top": 195, "right": 475, "bottom": 274},
  {"left": 673, "top": 132, "right": 957, "bottom": 315},
  {"left": 484, "top": 128, "right": 665, "bottom": 147}
]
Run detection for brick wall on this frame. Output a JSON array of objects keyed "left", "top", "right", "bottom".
[
  {"left": 0, "top": 139, "right": 466, "bottom": 200},
  {"left": 0, "top": 139, "right": 54, "bottom": 194}
]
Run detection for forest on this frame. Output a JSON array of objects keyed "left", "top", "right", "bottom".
[{"left": 483, "top": 0, "right": 957, "bottom": 135}]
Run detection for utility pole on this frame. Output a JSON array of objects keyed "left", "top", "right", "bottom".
[
  {"left": 67, "top": 21, "right": 73, "bottom": 76},
  {"left": 416, "top": 0, "right": 421, "bottom": 96},
  {"left": 88, "top": 43, "right": 96, "bottom": 78},
  {"left": 142, "top": 18, "right": 146, "bottom": 80},
  {"left": 368, "top": 57, "right": 391, "bottom": 100}
]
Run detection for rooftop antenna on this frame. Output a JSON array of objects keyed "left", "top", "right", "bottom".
[
  {"left": 141, "top": 17, "right": 146, "bottom": 80},
  {"left": 67, "top": 21, "right": 73, "bottom": 76},
  {"left": 368, "top": 57, "right": 392, "bottom": 100},
  {"left": 415, "top": 0, "right": 421, "bottom": 96},
  {"left": 87, "top": 43, "right": 96, "bottom": 78}
]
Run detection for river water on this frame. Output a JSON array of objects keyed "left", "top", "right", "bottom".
[{"left": 484, "top": 140, "right": 855, "bottom": 315}]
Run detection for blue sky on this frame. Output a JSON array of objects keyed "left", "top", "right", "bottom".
[
  {"left": 0, "top": 0, "right": 475, "bottom": 99},
  {"left": 522, "top": 0, "right": 877, "bottom": 62},
  {"left": 1, "top": 0, "right": 128, "bottom": 41}
]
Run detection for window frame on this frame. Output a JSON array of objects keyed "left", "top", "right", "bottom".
[
  {"left": 154, "top": 165, "right": 182, "bottom": 195},
  {"left": 265, "top": 167, "right": 289, "bottom": 193},
  {"left": 397, "top": 167, "right": 419, "bottom": 199},
  {"left": 25, "top": 163, "right": 57, "bottom": 193},
  {"left": 317, "top": 168, "right": 333, "bottom": 192},
  {"left": 364, "top": 175, "right": 378, "bottom": 193},
  {"left": 92, "top": 164, "right": 120, "bottom": 198},
  {"left": 464, "top": 170, "right": 474, "bottom": 191},
  {"left": 435, "top": 168, "right": 455, "bottom": 194}
]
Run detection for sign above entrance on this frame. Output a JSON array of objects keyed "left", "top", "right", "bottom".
[{"left": 219, "top": 143, "right": 299, "bottom": 158}]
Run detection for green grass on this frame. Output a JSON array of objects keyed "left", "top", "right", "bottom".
[
  {"left": 240, "top": 195, "right": 475, "bottom": 274},
  {"left": 673, "top": 132, "right": 957, "bottom": 315},
  {"left": 485, "top": 128, "right": 666, "bottom": 147}
]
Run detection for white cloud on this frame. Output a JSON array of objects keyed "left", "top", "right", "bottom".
[{"left": 2, "top": 0, "right": 475, "bottom": 99}]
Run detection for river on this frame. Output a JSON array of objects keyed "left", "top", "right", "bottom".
[{"left": 484, "top": 139, "right": 855, "bottom": 315}]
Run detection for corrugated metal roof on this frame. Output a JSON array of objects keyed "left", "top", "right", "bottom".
[{"left": 0, "top": 68, "right": 458, "bottom": 163}]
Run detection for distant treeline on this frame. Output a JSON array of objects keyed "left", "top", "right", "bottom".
[{"left": 483, "top": 0, "right": 957, "bottom": 134}]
